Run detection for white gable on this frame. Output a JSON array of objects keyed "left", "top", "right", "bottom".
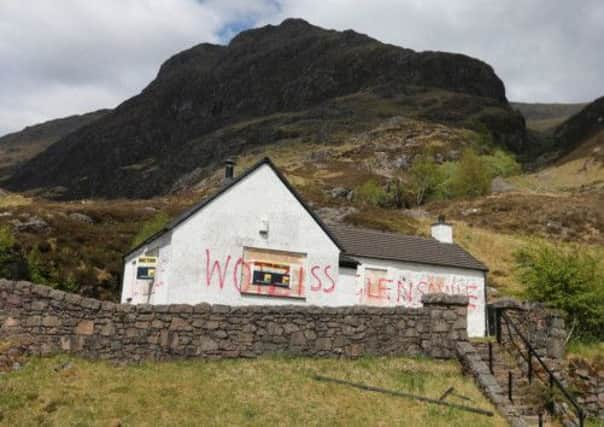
[{"left": 122, "top": 162, "right": 342, "bottom": 306}]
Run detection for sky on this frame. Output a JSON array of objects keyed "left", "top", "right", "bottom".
[{"left": 1, "top": 0, "right": 603, "bottom": 136}]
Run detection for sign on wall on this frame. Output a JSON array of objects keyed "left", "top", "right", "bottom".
[
  {"left": 241, "top": 247, "right": 306, "bottom": 298},
  {"left": 136, "top": 256, "right": 157, "bottom": 280}
]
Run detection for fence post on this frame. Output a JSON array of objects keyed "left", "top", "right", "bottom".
[
  {"left": 508, "top": 371, "right": 513, "bottom": 402},
  {"left": 488, "top": 342, "right": 493, "bottom": 374}
]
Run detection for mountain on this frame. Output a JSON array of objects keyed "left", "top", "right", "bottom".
[
  {"left": 554, "top": 96, "right": 604, "bottom": 160},
  {"left": 511, "top": 102, "right": 587, "bottom": 133},
  {"left": 6, "top": 18, "right": 526, "bottom": 200},
  {"left": 0, "top": 109, "right": 109, "bottom": 179}
]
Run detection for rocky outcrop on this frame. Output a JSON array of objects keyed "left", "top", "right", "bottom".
[
  {"left": 6, "top": 19, "right": 525, "bottom": 200},
  {"left": 554, "top": 96, "right": 604, "bottom": 156}
]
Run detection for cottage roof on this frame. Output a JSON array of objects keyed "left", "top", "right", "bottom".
[{"left": 329, "top": 225, "right": 488, "bottom": 272}]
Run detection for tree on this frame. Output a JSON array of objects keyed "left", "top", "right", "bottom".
[
  {"left": 515, "top": 243, "right": 604, "bottom": 341},
  {"left": 452, "top": 148, "right": 490, "bottom": 197},
  {"left": 408, "top": 155, "right": 443, "bottom": 206}
]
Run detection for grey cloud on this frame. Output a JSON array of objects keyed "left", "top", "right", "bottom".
[{"left": 1, "top": 0, "right": 603, "bottom": 135}]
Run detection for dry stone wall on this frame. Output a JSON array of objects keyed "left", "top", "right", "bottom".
[
  {"left": 567, "top": 358, "right": 604, "bottom": 420},
  {"left": 0, "top": 280, "right": 469, "bottom": 361}
]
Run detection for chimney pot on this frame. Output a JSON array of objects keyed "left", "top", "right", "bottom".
[
  {"left": 431, "top": 215, "right": 453, "bottom": 243},
  {"left": 224, "top": 158, "right": 235, "bottom": 183}
]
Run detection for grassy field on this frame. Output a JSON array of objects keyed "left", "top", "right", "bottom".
[{"left": 0, "top": 355, "right": 506, "bottom": 427}]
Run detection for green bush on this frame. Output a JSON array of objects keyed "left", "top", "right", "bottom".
[
  {"left": 356, "top": 179, "right": 388, "bottom": 207},
  {"left": 451, "top": 148, "right": 491, "bottom": 197},
  {"left": 26, "top": 247, "right": 47, "bottom": 285},
  {"left": 514, "top": 243, "right": 604, "bottom": 341},
  {"left": 481, "top": 149, "right": 521, "bottom": 178},
  {"left": 408, "top": 155, "right": 444, "bottom": 206},
  {"left": 0, "top": 226, "right": 17, "bottom": 278},
  {"left": 130, "top": 213, "right": 170, "bottom": 249}
]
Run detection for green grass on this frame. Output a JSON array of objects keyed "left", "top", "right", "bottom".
[
  {"left": 0, "top": 355, "right": 506, "bottom": 427},
  {"left": 567, "top": 341, "right": 604, "bottom": 367}
]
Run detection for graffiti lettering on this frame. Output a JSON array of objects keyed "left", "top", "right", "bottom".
[
  {"left": 323, "top": 265, "right": 336, "bottom": 293},
  {"left": 205, "top": 249, "right": 231, "bottom": 289},
  {"left": 310, "top": 266, "right": 322, "bottom": 291},
  {"left": 202, "top": 249, "right": 335, "bottom": 297},
  {"left": 361, "top": 272, "right": 480, "bottom": 310}
]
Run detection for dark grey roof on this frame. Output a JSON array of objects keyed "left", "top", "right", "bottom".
[
  {"left": 125, "top": 157, "right": 343, "bottom": 257},
  {"left": 329, "top": 225, "right": 488, "bottom": 272},
  {"left": 339, "top": 253, "right": 360, "bottom": 268}
]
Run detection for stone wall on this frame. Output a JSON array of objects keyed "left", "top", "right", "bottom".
[
  {"left": 0, "top": 280, "right": 469, "bottom": 361},
  {"left": 492, "top": 300, "right": 604, "bottom": 422},
  {"left": 567, "top": 358, "right": 604, "bottom": 419},
  {"left": 493, "top": 299, "right": 567, "bottom": 371}
]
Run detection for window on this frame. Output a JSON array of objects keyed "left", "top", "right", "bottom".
[{"left": 241, "top": 247, "right": 306, "bottom": 299}]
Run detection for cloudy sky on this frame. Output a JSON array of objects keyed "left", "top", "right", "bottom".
[{"left": 1, "top": 0, "right": 603, "bottom": 136}]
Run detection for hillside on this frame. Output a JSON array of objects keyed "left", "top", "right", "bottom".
[
  {"left": 6, "top": 18, "right": 525, "bottom": 200},
  {"left": 554, "top": 96, "right": 604, "bottom": 158},
  {"left": 511, "top": 101, "right": 586, "bottom": 133},
  {"left": 0, "top": 109, "right": 109, "bottom": 179}
]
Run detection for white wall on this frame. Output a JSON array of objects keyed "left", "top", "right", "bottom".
[
  {"left": 121, "top": 233, "right": 172, "bottom": 304},
  {"left": 352, "top": 256, "right": 486, "bottom": 337},
  {"left": 163, "top": 164, "right": 343, "bottom": 306}
]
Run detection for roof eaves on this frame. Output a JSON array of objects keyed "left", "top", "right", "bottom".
[{"left": 344, "top": 250, "right": 489, "bottom": 272}]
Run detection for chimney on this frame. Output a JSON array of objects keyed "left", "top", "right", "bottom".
[
  {"left": 224, "top": 158, "right": 235, "bottom": 184},
  {"left": 431, "top": 215, "right": 453, "bottom": 244}
]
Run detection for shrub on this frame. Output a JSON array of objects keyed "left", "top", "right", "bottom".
[
  {"left": 26, "top": 247, "right": 47, "bottom": 285},
  {"left": 0, "top": 226, "right": 18, "bottom": 278},
  {"left": 356, "top": 179, "right": 388, "bottom": 207},
  {"left": 408, "top": 155, "right": 444, "bottom": 206},
  {"left": 450, "top": 148, "right": 490, "bottom": 197},
  {"left": 130, "top": 213, "right": 170, "bottom": 249},
  {"left": 482, "top": 149, "right": 521, "bottom": 178},
  {"left": 514, "top": 243, "right": 604, "bottom": 341}
]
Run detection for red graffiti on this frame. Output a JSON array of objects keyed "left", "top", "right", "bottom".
[
  {"left": 297, "top": 266, "right": 305, "bottom": 296},
  {"left": 202, "top": 248, "right": 334, "bottom": 298},
  {"left": 232, "top": 257, "right": 251, "bottom": 292},
  {"left": 323, "top": 265, "right": 336, "bottom": 293},
  {"left": 310, "top": 266, "right": 322, "bottom": 291},
  {"left": 205, "top": 249, "right": 231, "bottom": 289}
]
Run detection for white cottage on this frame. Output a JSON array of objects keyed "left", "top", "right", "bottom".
[{"left": 122, "top": 158, "right": 488, "bottom": 336}]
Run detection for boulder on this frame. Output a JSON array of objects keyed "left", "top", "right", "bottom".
[
  {"left": 327, "top": 187, "right": 351, "bottom": 199},
  {"left": 12, "top": 216, "right": 50, "bottom": 233},
  {"left": 490, "top": 176, "right": 516, "bottom": 193},
  {"left": 69, "top": 212, "right": 94, "bottom": 224}
]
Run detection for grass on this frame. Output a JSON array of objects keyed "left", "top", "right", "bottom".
[
  {"left": 566, "top": 341, "right": 604, "bottom": 367},
  {"left": 0, "top": 355, "right": 506, "bottom": 427},
  {"left": 0, "top": 193, "right": 32, "bottom": 208},
  {"left": 512, "top": 158, "right": 604, "bottom": 192}
]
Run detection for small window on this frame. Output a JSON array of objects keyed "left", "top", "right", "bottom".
[{"left": 241, "top": 247, "right": 306, "bottom": 299}]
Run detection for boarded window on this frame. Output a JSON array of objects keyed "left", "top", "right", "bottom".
[{"left": 241, "top": 247, "right": 306, "bottom": 299}]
